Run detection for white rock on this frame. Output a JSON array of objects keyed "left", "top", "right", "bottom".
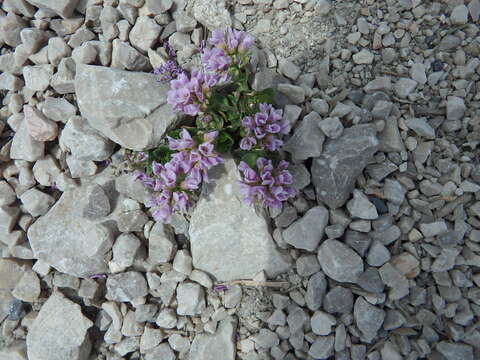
[
  {"left": 129, "top": 16, "right": 161, "bottom": 53},
  {"left": 353, "top": 49, "right": 374, "bottom": 64},
  {"left": 20, "top": 188, "right": 55, "bottom": 217},
  {"left": 24, "top": 105, "right": 58, "bottom": 142},
  {"left": 26, "top": 292, "right": 93, "bottom": 360},
  {"left": 10, "top": 120, "right": 45, "bottom": 162},
  {"left": 23, "top": 64, "right": 53, "bottom": 91},
  {"left": 75, "top": 64, "right": 181, "bottom": 150},
  {"left": 60, "top": 116, "right": 114, "bottom": 161},
  {"left": 189, "top": 157, "right": 291, "bottom": 281}
]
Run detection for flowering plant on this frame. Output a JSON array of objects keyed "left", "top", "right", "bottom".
[{"left": 133, "top": 29, "right": 297, "bottom": 223}]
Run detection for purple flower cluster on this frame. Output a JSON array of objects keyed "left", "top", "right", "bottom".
[
  {"left": 167, "top": 70, "right": 222, "bottom": 116},
  {"left": 136, "top": 129, "right": 223, "bottom": 223},
  {"left": 238, "top": 158, "right": 296, "bottom": 208},
  {"left": 209, "top": 29, "right": 254, "bottom": 54},
  {"left": 240, "top": 103, "right": 290, "bottom": 151},
  {"left": 154, "top": 42, "right": 184, "bottom": 82}
]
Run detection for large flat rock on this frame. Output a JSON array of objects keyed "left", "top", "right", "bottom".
[
  {"left": 312, "top": 124, "right": 379, "bottom": 209},
  {"left": 27, "top": 170, "right": 120, "bottom": 278},
  {"left": 189, "top": 157, "right": 291, "bottom": 281},
  {"left": 27, "top": 291, "right": 93, "bottom": 360},
  {"left": 75, "top": 64, "right": 180, "bottom": 150}
]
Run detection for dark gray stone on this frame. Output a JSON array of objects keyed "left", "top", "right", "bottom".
[{"left": 312, "top": 125, "right": 378, "bottom": 209}]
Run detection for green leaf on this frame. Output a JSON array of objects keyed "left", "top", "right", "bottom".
[
  {"left": 148, "top": 145, "right": 175, "bottom": 165},
  {"left": 240, "top": 151, "right": 260, "bottom": 168},
  {"left": 215, "top": 131, "right": 234, "bottom": 153},
  {"left": 254, "top": 88, "right": 275, "bottom": 104}
]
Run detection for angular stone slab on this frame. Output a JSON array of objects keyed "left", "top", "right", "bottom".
[
  {"left": 189, "top": 157, "right": 291, "bottom": 281},
  {"left": 28, "top": 170, "right": 120, "bottom": 278},
  {"left": 27, "top": 291, "right": 93, "bottom": 360},
  {"left": 75, "top": 64, "right": 181, "bottom": 150},
  {"left": 312, "top": 124, "right": 379, "bottom": 209}
]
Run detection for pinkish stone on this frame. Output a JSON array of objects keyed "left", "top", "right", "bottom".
[
  {"left": 24, "top": 105, "right": 58, "bottom": 142},
  {"left": 391, "top": 252, "right": 420, "bottom": 279}
]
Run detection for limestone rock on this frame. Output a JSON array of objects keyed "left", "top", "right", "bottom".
[
  {"left": 24, "top": 105, "right": 58, "bottom": 142},
  {"left": 318, "top": 239, "right": 364, "bottom": 283},
  {"left": 60, "top": 116, "right": 114, "bottom": 161},
  {"left": 189, "top": 157, "right": 291, "bottom": 281},
  {"left": 26, "top": 292, "right": 93, "bottom": 360},
  {"left": 189, "top": 0, "right": 232, "bottom": 30},
  {"left": 75, "top": 64, "right": 180, "bottom": 150},
  {"left": 190, "top": 317, "right": 236, "bottom": 360},
  {"left": 28, "top": 175, "right": 116, "bottom": 277},
  {"left": 312, "top": 124, "right": 378, "bottom": 209},
  {"left": 10, "top": 119, "right": 45, "bottom": 162}
]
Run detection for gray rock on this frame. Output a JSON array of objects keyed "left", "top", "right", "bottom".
[
  {"left": 296, "top": 255, "right": 320, "bottom": 277},
  {"left": 20, "top": 188, "right": 55, "bottom": 217},
  {"left": 318, "top": 117, "right": 344, "bottom": 139},
  {"left": 312, "top": 124, "right": 379, "bottom": 209},
  {"left": 224, "top": 285, "right": 242, "bottom": 308},
  {"left": 378, "top": 116, "right": 405, "bottom": 152},
  {"left": 156, "top": 308, "right": 177, "bottom": 328},
  {"left": 450, "top": 5, "right": 469, "bottom": 25},
  {"left": 318, "top": 239, "right": 364, "bottom": 283},
  {"left": 0, "top": 181, "right": 16, "bottom": 206},
  {"left": 347, "top": 189, "right": 378, "bottom": 220},
  {"left": 253, "top": 328, "right": 280, "bottom": 349},
  {"left": 176, "top": 282, "right": 206, "bottom": 316},
  {"left": 1, "top": 12, "right": 28, "bottom": 47},
  {"left": 72, "top": 42, "right": 98, "bottom": 64},
  {"left": 353, "top": 49, "right": 374, "bottom": 64},
  {"left": 277, "top": 84, "right": 305, "bottom": 104},
  {"left": 282, "top": 206, "right": 328, "bottom": 251},
  {"left": 107, "top": 271, "right": 148, "bottom": 302},
  {"left": 172, "top": 250, "right": 193, "bottom": 276},
  {"left": 366, "top": 241, "right": 391, "bottom": 267},
  {"left": 111, "top": 39, "right": 149, "bottom": 71},
  {"left": 404, "top": 118, "right": 435, "bottom": 139},
  {"left": 148, "top": 222, "right": 176, "bottom": 264},
  {"left": 287, "top": 306, "right": 309, "bottom": 333},
  {"left": 393, "top": 78, "right": 417, "bottom": 98},
  {"left": 189, "top": 157, "right": 291, "bottom": 281},
  {"left": 410, "top": 63, "right": 427, "bottom": 84},
  {"left": 50, "top": 57, "right": 76, "bottom": 94},
  {"left": 284, "top": 111, "right": 324, "bottom": 161},
  {"left": 364, "top": 77, "right": 392, "bottom": 93},
  {"left": 278, "top": 59, "right": 301, "bottom": 80},
  {"left": 12, "top": 270, "right": 40, "bottom": 303},
  {"left": 20, "top": 28, "right": 46, "bottom": 55},
  {"left": 26, "top": 292, "right": 93, "bottom": 360},
  {"left": 323, "top": 286, "right": 354, "bottom": 314},
  {"left": 379, "top": 263, "right": 409, "bottom": 301},
  {"left": 431, "top": 248, "right": 460, "bottom": 272},
  {"left": 23, "top": 65, "right": 53, "bottom": 91},
  {"left": 436, "top": 341, "right": 473, "bottom": 360},
  {"left": 112, "top": 233, "right": 141, "bottom": 268},
  {"left": 115, "top": 173, "right": 154, "bottom": 204},
  {"left": 419, "top": 221, "right": 448, "bottom": 237},
  {"left": 82, "top": 184, "right": 111, "bottom": 220},
  {"left": 48, "top": 37, "right": 71, "bottom": 66},
  {"left": 75, "top": 64, "right": 180, "bottom": 150},
  {"left": 0, "top": 206, "right": 20, "bottom": 234},
  {"left": 42, "top": 97, "right": 76, "bottom": 123},
  {"left": 383, "top": 179, "right": 406, "bottom": 205},
  {"left": 311, "top": 311, "right": 336, "bottom": 335},
  {"left": 190, "top": 317, "right": 236, "bottom": 360},
  {"left": 145, "top": 0, "right": 172, "bottom": 14},
  {"left": 129, "top": 16, "right": 161, "bottom": 53},
  {"left": 309, "top": 335, "right": 334, "bottom": 359},
  {"left": 145, "top": 343, "right": 175, "bottom": 360},
  {"left": 25, "top": 0, "right": 79, "bottom": 18},
  {"left": 28, "top": 175, "right": 116, "bottom": 277},
  {"left": 345, "top": 229, "right": 372, "bottom": 257},
  {"left": 446, "top": 96, "right": 466, "bottom": 121},
  {"left": 10, "top": 120, "right": 45, "bottom": 162},
  {"left": 354, "top": 297, "right": 385, "bottom": 342},
  {"left": 117, "top": 209, "right": 148, "bottom": 232}
]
